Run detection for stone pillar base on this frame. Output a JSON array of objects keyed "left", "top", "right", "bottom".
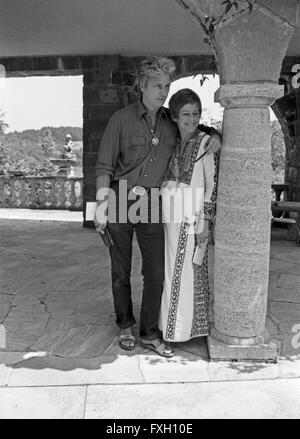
[{"left": 207, "top": 335, "right": 279, "bottom": 362}]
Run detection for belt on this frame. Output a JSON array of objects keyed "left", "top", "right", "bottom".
[
  {"left": 111, "top": 181, "right": 159, "bottom": 196},
  {"left": 129, "top": 186, "right": 150, "bottom": 196},
  {"left": 128, "top": 185, "right": 161, "bottom": 195}
]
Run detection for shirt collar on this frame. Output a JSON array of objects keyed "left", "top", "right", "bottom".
[{"left": 135, "top": 100, "right": 167, "bottom": 120}]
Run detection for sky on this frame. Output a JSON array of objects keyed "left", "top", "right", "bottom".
[
  {"left": 0, "top": 74, "right": 275, "bottom": 133},
  {"left": 0, "top": 76, "right": 84, "bottom": 132}
]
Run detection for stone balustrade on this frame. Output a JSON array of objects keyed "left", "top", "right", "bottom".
[{"left": 0, "top": 175, "right": 83, "bottom": 210}]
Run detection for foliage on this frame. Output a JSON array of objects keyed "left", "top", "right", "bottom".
[
  {"left": 202, "top": 0, "right": 256, "bottom": 46},
  {"left": 199, "top": 74, "right": 209, "bottom": 87},
  {"left": 0, "top": 110, "right": 9, "bottom": 135},
  {"left": 220, "top": 0, "right": 254, "bottom": 15},
  {"left": 201, "top": 108, "right": 223, "bottom": 132},
  {"left": 0, "top": 122, "right": 82, "bottom": 176},
  {"left": 270, "top": 120, "right": 286, "bottom": 183},
  {"left": 40, "top": 128, "right": 56, "bottom": 159}
]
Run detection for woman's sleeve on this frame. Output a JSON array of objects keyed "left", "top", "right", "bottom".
[{"left": 202, "top": 151, "right": 219, "bottom": 222}]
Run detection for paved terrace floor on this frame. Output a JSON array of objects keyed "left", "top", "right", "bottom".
[{"left": 0, "top": 208, "right": 299, "bottom": 419}]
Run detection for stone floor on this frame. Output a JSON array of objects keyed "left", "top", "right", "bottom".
[{"left": 0, "top": 209, "right": 299, "bottom": 418}]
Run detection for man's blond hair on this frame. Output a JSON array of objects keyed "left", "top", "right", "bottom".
[{"left": 135, "top": 56, "right": 176, "bottom": 91}]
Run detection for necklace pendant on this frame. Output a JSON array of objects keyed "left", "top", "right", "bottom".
[{"left": 151, "top": 136, "right": 159, "bottom": 147}]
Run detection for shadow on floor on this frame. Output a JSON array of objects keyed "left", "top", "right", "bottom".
[{"left": 0, "top": 219, "right": 299, "bottom": 373}]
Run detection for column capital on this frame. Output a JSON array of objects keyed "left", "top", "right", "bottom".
[{"left": 215, "top": 82, "right": 284, "bottom": 108}]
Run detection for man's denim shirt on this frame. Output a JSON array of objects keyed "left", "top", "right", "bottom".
[
  {"left": 95, "top": 100, "right": 177, "bottom": 189},
  {"left": 95, "top": 99, "right": 217, "bottom": 189}
]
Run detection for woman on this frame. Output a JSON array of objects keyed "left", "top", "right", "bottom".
[{"left": 159, "top": 88, "right": 219, "bottom": 343}]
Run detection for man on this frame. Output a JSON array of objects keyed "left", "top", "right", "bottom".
[{"left": 94, "top": 56, "right": 221, "bottom": 357}]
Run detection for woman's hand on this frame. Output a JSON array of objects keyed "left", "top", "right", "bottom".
[
  {"left": 205, "top": 133, "right": 221, "bottom": 155},
  {"left": 196, "top": 220, "right": 209, "bottom": 246}
]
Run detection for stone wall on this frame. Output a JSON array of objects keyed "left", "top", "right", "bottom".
[{"left": 82, "top": 56, "right": 121, "bottom": 223}]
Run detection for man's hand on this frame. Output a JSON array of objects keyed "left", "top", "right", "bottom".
[
  {"left": 205, "top": 133, "right": 221, "bottom": 155},
  {"left": 94, "top": 200, "right": 108, "bottom": 232},
  {"left": 94, "top": 219, "right": 107, "bottom": 233},
  {"left": 195, "top": 220, "right": 209, "bottom": 246},
  {"left": 95, "top": 175, "right": 110, "bottom": 232}
]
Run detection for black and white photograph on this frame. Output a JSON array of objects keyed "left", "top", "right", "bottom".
[{"left": 0, "top": 0, "right": 299, "bottom": 422}]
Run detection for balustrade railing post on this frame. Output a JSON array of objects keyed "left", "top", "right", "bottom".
[
  {"left": 39, "top": 178, "right": 46, "bottom": 207},
  {"left": 78, "top": 180, "right": 83, "bottom": 209},
  {"left": 0, "top": 177, "right": 4, "bottom": 205},
  {"left": 19, "top": 178, "right": 26, "bottom": 206},
  {"left": 69, "top": 178, "right": 76, "bottom": 209},
  {"left": 29, "top": 178, "right": 37, "bottom": 208},
  {"left": 10, "top": 177, "right": 17, "bottom": 206},
  {"left": 49, "top": 178, "right": 56, "bottom": 207}
]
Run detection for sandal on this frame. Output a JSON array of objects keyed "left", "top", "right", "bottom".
[
  {"left": 141, "top": 338, "right": 174, "bottom": 358},
  {"left": 119, "top": 329, "right": 136, "bottom": 351}
]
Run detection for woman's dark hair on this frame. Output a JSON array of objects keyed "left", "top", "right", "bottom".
[{"left": 169, "top": 88, "right": 202, "bottom": 120}]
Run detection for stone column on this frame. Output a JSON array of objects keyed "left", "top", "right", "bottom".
[
  {"left": 209, "top": 2, "right": 298, "bottom": 360},
  {"left": 175, "top": 0, "right": 298, "bottom": 360},
  {"left": 209, "top": 83, "right": 283, "bottom": 359}
]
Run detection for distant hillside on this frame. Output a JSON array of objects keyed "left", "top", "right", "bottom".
[
  {"left": 6, "top": 126, "right": 82, "bottom": 144},
  {"left": 0, "top": 126, "right": 82, "bottom": 176},
  {"left": 3, "top": 126, "right": 82, "bottom": 159}
]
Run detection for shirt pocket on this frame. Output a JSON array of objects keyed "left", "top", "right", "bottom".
[
  {"left": 160, "top": 136, "right": 176, "bottom": 159},
  {"left": 122, "top": 136, "right": 147, "bottom": 160}
]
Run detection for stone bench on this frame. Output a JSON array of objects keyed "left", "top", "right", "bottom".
[{"left": 271, "top": 201, "right": 300, "bottom": 246}]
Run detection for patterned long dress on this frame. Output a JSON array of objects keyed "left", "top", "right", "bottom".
[{"left": 158, "top": 129, "right": 218, "bottom": 342}]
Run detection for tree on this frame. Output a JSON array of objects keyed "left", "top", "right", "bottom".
[
  {"left": 270, "top": 120, "right": 285, "bottom": 183},
  {"left": 0, "top": 110, "right": 9, "bottom": 136},
  {"left": 200, "top": 107, "right": 223, "bottom": 132},
  {"left": 0, "top": 110, "right": 9, "bottom": 174},
  {"left": 39, "top": 128, "right": 56, "bottom": 159}
]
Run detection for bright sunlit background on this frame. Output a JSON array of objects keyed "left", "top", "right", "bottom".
[{"left": 0, "top": 76, "right": 83, "bottom": 132}]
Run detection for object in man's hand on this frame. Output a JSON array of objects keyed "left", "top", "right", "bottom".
[
  {"left": 193, "top": 238, "right": 208, "bottom": 266},
  {"left": 99, "top": 228, "right": 113, "bottom": 247}
]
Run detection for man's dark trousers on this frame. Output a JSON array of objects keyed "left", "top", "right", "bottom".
[{"left": 107, "top": 189, "right": 164, "bottom": 340}]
